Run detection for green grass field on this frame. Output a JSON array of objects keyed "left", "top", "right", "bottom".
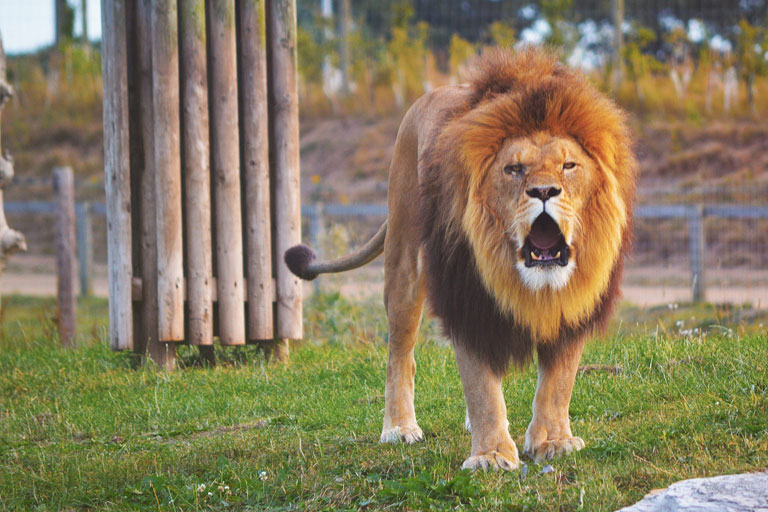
[{"left": 0, "top": 293, "right": 766, "bottom": 511}]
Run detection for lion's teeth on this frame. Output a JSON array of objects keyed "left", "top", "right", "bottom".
[
  {"left": 531, "top": 252, "right": 539, "bottom": 260},
  {"left": 555, "top": 251, "right": 561, "bottom": 258}
]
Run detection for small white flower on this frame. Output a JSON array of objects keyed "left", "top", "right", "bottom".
[
  {"left": 675, "top": 320, "right": 684, "bottom": 328},
  {"left": 197, "top": 484, "right": 206, "bottom": 492},
  {"left": 207, "top": 492, "right": 213, "bottom": 497},
  {"left": 259, "top": 471, "right": 268, "bottom": 481}
]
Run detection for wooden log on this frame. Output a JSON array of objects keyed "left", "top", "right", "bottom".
[
  {"left": 180, "top": 0, "right": 213, "bottom": 346},
  {"left": 126, "top": 0, "right": 147, "bottom": 364},
  {"left": 238, "top": 0, "right": 274, "bottom": 341},
  {"left": 151, "top": 0, "right": 184, "bottom": 342},
  {"left": 208, "top": 0, "right": 245, "bottom": 345},
  {"left": 54, "top": 167, "right": 77, "bottom": 346},
  {"left": 135, "top": 0, "right": 175, "bottom": 367},
  {"left": 268, "top": 0, "right": 302, "bottom": 341},
  {"left": 101, "top": 0, "right": 133, "bottom": 351}
]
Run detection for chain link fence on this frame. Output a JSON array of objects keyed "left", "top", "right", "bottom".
[{"left": 2, "top": 1, "right": 767, "bottom": 307}]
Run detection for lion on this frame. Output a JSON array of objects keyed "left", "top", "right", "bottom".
[{"left": 285, "top": 47, "right": 636, "bottom": 471}]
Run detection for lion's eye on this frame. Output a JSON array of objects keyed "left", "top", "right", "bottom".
[
  {"left": 563, "top": 161, "right": 577, "bottom": 170},
  {"left": 504, "top": 163, "right": 525, "bottom": 175}
]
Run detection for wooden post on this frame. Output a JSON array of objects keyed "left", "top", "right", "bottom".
[
  {"left": 268, "top": 0, "right": 303, "bottom": 347},
  {"left": 180, "top": 0, "right": 213, "bottom": 346},
  {"left": 54, "top": 167, "right": 77, "bottom": 346},
  {"left": 689, "top": 205, "right": 705, "bottom": 303},
  {"left": 135, "top": 0, "right": 175, "bottom": 368},
  {"left": 238, "top": 0, "right": 274, "bottom": 341},
  {"left": 75, "top": 202, "right": 92, "bottom": 296},
  {"left": 101, "top": 0, "right": 133, "bottom": 351},
  {"left": 208, "top": 0, "right": 246, "bottom": 345},
  {"left": 151, "top": 0, "right": 184, "bottom": 342}
]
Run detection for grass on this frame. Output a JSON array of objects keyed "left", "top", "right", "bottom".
[{"left": 0, "top": 293, "right": 766, "bottom": 511}]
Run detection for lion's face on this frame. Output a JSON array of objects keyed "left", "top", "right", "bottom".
[
  {"left": 448, "top": 49, "right": 636, "bottom": 340},
  {"left": 485, "top": 133, "right": 596, "bottom": 291}
]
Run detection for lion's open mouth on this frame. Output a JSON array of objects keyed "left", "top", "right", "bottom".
[{"left": 522, "top": 214, "right": 569, "bottom": 268}]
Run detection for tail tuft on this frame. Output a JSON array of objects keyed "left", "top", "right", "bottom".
[{"left": 284, "top": 244, "right": 319, "bottom": 281}]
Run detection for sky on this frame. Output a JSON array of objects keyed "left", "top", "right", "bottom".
[{"left": 0, "top": 0, "right": 101, "bottom": 55}]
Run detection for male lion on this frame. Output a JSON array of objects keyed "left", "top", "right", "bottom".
[{"left": 285, "top": 48, "right": 636, "bottom": 471}]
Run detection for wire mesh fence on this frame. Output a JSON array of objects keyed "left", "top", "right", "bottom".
[{"left": 2, "top": 1, "right": 767, "bottom": 307}]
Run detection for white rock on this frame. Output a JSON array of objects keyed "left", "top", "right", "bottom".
[{"left": 617, "top": 472, "right": 768, "bottom": 512}]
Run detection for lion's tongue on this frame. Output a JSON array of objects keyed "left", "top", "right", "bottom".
[{"left": 529, "top": 215, "right": 561, "bottom": 250}]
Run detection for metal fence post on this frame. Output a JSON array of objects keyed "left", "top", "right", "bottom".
[
  {"left": 309, "top": 203, "right": 324, "bottom": 250},
  {"left": 75, "top": 202, "right": 93, "bottom": 296},
  {"left": 689, "top": 205, "right": 705, "bottom": 302}
]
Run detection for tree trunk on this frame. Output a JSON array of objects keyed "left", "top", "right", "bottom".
[
  {"left": 81, "top": 0, "right": 89, "bottom": 45},
  {"left": 0, "top": 31, "right": 28, "bottom": 293},
  {"left": 55, "top": 0, "right": 71, "bottom": 46}
]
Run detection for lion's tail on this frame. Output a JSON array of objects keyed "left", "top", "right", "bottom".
[{"left": 284, "top": 220, "right": 387, "bottom": 281}]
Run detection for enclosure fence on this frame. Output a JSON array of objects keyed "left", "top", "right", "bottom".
[
  {"left": 7, "top": 197, "right": 768, "bottom": 310},
  {"left": 99, "top": 0, "right": 302, "bottom": 369}
]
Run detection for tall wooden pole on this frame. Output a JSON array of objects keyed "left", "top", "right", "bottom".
[
  {"left": 208, "top": 0, "right": 246, "bottom": 346},
  {"left": 151, "top": 0, "right": 184, "bottom": 343},
  {"left": 133, "top": 0, "right": 175, "bottom": 368},
  {"left": 180, "top": 0, "right": 214, "bottom": 346},
  {"left": 54, "top": 167, "right": 77, "bottom": 346},
  {"left": 101, "top": 0, "right": 133, "bottom": 351},
  {"left": 268, "top": 0, "right": 302, "bottom": 349},
  {"left": 238, "top": 0, "right": 274, "bottom": 341}
]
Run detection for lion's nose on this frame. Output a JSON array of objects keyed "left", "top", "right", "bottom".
[{"left": 526, "top": 186, "right": 561, "bottom": 202}]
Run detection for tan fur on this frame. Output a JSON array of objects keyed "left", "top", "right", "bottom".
[
  {"left": 292, "top": 49, "right": 636, "bottom": 470},
  {"left": 378, "top": 49, "right": 635, "bottom": 469}
]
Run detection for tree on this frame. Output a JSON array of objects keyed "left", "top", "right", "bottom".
[
  {"left": 80, "top": 0, "right": 89, "bottom": 45},
  {"left": 55, "top": 0, "right": 75, "bottom": 47},
  {"left": 736, "top": 19, "right": 766, "bottom": 114}
]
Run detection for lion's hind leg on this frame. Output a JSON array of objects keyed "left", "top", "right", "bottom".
[
  {"left": 380, "top": 243, "right": 426, "bottom": 445},
  {"left": 523, "top": 338, "right": 586, "bottom": 462}
]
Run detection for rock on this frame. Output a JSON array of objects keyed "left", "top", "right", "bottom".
[{"left": 618, "top": 472, "right": 768, "bottom": 512}]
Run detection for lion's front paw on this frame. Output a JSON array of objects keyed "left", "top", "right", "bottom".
[
  {"left": 461, "top": 449, "right": 519, "bottom": 472},
  {"left": 380, "top": 424, "right": 424, "bottom": 444},
  {"left": 524, "top": 436, "right": 584, "bottom": 462}
]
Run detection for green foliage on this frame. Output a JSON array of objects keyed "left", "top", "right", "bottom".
[
  {"left": 737, "top": 19, "right": 767, "bottom": 79},
  {"left": 623, "top": 25, "right": 664, "bottom": 82},
  {"left": 297, "top": 24, "right": 330, "bottom": 87},
  {"left": 387, "top": 18, "right": 430, "bottom": 105},
  {"left": 448, "top": 34, "right": 476, "bottom": 76},
  {"left": 488, "top": 21, "right": 516, "bottom": 49},
  {"left": 380, "top": 470, "right": 481, "bottom": 509},
  {"left": 540, "top": 0, "right": 578, "bottom": 54}
]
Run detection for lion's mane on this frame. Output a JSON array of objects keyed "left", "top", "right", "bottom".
[{"left": 418, "top": 48, "right": 637, "bottom": 375}]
